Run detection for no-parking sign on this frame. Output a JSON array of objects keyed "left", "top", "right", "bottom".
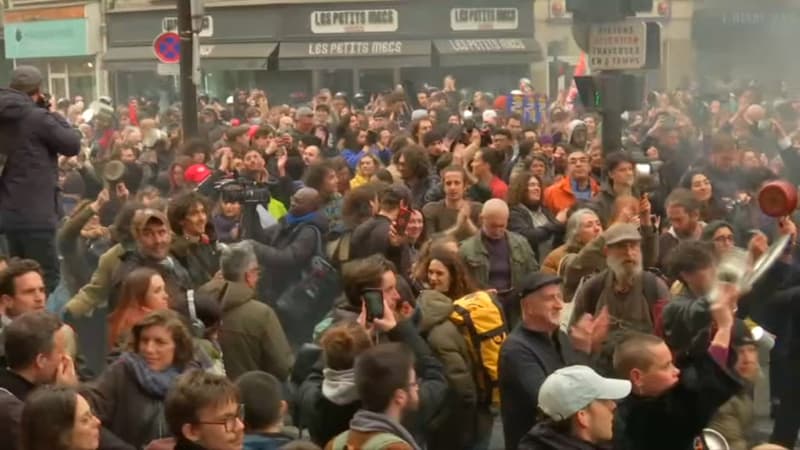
[{"left": 153, "top": 31, "right": 181, "bottom": 64}]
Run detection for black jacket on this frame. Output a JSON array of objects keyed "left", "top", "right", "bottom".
[
  {"left": 297, "top": 320, "right": 447, "bottom": 448},
  {"left": 499, "top": 326, "right": 589, "bottom": 450},
  {"left": 0, "top": 369, "right": 132, "bottom": 450},
  {"left": 518, "top": 423, "right": 607, "bottom": 450},
  {"left": 250, "top": 212, "right": 329, "bottom": 302},
  {"left": 351, "top": 215, "right": 412, "bottom": 276},
  {"left": 613, "top": 352, "right": 741, "bottom": 450},
  {"left": 508, "top": 204, "right": 565, "bottom": 261},
  {"left": 0, "top": 89, "right": 81, "bottom": 231}
]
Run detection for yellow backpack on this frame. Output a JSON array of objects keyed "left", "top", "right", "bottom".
[{"left": 449, "top": 291, "right": 508, "bottom": 407}]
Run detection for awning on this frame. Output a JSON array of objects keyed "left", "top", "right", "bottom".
[
  {"left": 433, "top": 38, "right": 543, "bottom": 67},
  {"left": 278, "top": 40, "right": 431, "bottom": 70},
  {"left": 103, "top": 42, "right": 278, "bottom": 72}
]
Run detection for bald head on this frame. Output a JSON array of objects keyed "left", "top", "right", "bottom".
[
  {"left": 290, "top": 187, "right": 322, "bottom": 216},
  {"left": 481, "top": 199, "right": 509, "bottom": 240}
]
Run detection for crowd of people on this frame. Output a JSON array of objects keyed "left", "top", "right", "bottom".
[{"left": 0, "top": 63, "right": 798, "bottom": 450}]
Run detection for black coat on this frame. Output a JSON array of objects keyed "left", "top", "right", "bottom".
[
  {"left": 518, "top": 423, "right": 607, "bottom": 450},
  {"left": 297, "top": 320, "right": 448, "bottom": 448},
  {"left": 499, "top": 326, "right": 589, "bottom": 450},
  {"left": 250, "top": 213, "right": 329, "bottom": 302},
  {"left": 508, "top": 204, "right": 565, "bottom": 261},
  {"left": 350, "top": 215, "right": 411, "bottom": 276},
  {"left": 612, "top": 352, "right": 741, "bottom": 450},
  {"left": 0, "top": 89, "right": 81, "bottom": 231},
  {"left": 0, "top": 369, "right": 132, "bottom": 450}
]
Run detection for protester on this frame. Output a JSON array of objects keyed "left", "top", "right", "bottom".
[
  {"left": 0, "top": 66, "right": 82, "bottom": 293},
  {"left": 517, "top": 365, "right": 631, "bottom": 450}
]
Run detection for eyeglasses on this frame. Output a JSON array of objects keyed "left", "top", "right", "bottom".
[
  {"left": 195, "top": 404, "right": 245, "bottom": 432},
  {"left": 568, "top": 157, "right": 589, "bottom": 165}
]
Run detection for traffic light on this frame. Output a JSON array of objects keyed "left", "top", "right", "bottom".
[
  {"left": 567, "top": 0, "right": 653, "bottom": 22},
  {"left": 574, "top": 74, "right": 644, "bottom": 111}
]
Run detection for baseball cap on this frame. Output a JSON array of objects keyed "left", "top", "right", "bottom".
[
  {"left": 516, "top": 272, "right": 561, "bottom": 299},
  {"left": 538, "top": 366, "right": 631, "bottom": 420},
  {"left": 131, "top": 208, "right": 169, "bottom": 237},
  {"left": 604, "top": 223, "right": 642, "bottom": 246},
  {"left": 184, "top": 164, "right": 212, "bottom": 184}
]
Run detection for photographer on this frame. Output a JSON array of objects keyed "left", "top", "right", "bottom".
[{"left": 0, "top": 66, "right": 81, "bottom": 293}]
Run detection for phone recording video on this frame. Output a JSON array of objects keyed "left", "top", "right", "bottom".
[{"left": 363, "top": 288, "right": 384, "bottom": 322}]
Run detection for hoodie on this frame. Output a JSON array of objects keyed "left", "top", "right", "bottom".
[
  {"left": 518, "top": 423, "right": 606, "bottom": 450},
  {"left": 0, "top": 88, "right": 81, "bottom": 230}
]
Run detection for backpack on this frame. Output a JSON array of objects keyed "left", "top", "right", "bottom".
[
  {"left": 330, "top": 431, "right": 407, "bottom": 450},
  {"left": 449, "top": 290, "right": 507, "bottom": 408},
  {"left": 274, "top": 225, "right": 341, "bottom": 328},
  {"left": 326, "top": 230, "right": 352, "bottom": 269}
]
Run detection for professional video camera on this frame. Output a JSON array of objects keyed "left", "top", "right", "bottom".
[{"left": 213, "top": 177, "right": 272, "bottom": 204}]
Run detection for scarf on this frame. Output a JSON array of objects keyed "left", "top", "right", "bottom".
[
  {"left": 121, "top": 352, "right": 181, "bottom": 398},
  {"left": 349, "top": 409, "right": 421, "bottom": 450},
  {"left": 285, "top": 211, "right": 319, "bottom": 226},
  {"left": 322, "top": 368, "right": 359, "bottom": 406}
]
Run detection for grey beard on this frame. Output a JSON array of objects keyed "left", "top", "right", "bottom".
[{"left": 607, "top": 258, "right": 643, "bottom": 284}]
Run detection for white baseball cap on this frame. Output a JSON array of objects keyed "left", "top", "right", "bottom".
[{"left": 538, "top": 366, "right": 631, "bottom": 420}]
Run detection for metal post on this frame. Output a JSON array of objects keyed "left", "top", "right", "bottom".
[{"left": 177, "top": 0, "right": 198, "bottom": 138}]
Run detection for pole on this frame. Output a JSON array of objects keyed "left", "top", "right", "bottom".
[
  {"left": 177, "top": 0, "right": 198, "bottom": 138},
  {"left": 600, "top": 109, "right": 622, "bottom": 156}
]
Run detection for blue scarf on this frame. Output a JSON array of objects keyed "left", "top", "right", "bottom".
[
  {"left": 285, "top": 211, "right": 319, "bottom": 226},
  {"left": 120, "top": 352, "right": 181, "bottom": 398}
]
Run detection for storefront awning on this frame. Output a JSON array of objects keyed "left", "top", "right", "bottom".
[
  {"left": 278, "top": 40, "right": 431, "bottom": 70},
  {"left": 433, "top": 38, "right": 542, "bottom": 67},
  {"left": 103, "top": 42, "right": 278, "bottom": 72}
]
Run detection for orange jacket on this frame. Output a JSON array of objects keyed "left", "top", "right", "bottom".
[{"left": 543, "top": 176, "right": 599, "bottom": 213}]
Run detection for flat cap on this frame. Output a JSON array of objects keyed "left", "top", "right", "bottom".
[
  {"left": 516, "top": 272, "right": 562, "bottom": 299},
  {"left": 604, "top": 223, "right": 641, "bottom": 246}
]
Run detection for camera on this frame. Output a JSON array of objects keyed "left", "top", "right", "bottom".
[
  {"left": 36, "top": 92, "right": 52, "bottom": 110},
  {"left": 213, "top": 177, "right": 272, "bottom": 204}
]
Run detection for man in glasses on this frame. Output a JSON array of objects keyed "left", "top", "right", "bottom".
[
  {"left": 543, "top": 149, "right": 600, "bottom": 214},
  {"left": 165, "top": 370, "right": 245, "bottom": 450}
]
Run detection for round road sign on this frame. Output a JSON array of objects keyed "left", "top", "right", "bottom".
[{"left": 153, "top": 32, "right": 181, "bottom": 64}]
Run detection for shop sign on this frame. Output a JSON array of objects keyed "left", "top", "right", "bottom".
[
  {"left": 450, "top": 8, "right": 519, "bottom": 31},
  {"left": 446, "top": 38, "right": 527, "bottom": 52},
  {"left": 5, "top": 19, "right": 89, "bottom": 58},
  {"left": 162, "top": 16, "right": 214, "bottom": 38},
  {"left": 306, "top": 40, "right": 404, "bottom": 56},
  {"left": 310, "top": 9, "right": 398, "bottom": 34}
]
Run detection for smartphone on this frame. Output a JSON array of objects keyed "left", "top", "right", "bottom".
[
  {"left": 395, "top": 206, "right": 412, "bottom": 236},
  {"left": 363, "top": 288, "right": 384, "bottom": 322}
]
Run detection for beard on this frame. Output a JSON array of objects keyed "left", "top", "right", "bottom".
[{"left": 607, "top": 255, "right": 643, "bottom": 284}]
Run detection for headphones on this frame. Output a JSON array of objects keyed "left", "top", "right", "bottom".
[{"left": 186, "top": 290, "right": 206, "bottom": 338}]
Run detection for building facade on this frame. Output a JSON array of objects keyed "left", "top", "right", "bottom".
[
  {"left": 104, "top": 0, "right": 543, "bottom": 104},
  {"left": 2, "top": 0, "right": 108, "bottom": 101}
]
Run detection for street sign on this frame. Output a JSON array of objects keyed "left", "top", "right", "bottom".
[
  {"left": 588, "top": 21, "right": 646, "bottom": 70},
  {"left": 157, "top": 63, "right": 180, "bottom": 76},
  {"left": 153, "top": 31, "right": 181, "bottom": 64},
  {"left": 162, "top": 16, "right": 214, "bottom": 38}
]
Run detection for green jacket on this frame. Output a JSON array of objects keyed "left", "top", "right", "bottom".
[
  {"left": 198, "top": 278, "right": 293, "bottom": 381},
  {"left": 64, "top": 242, "right": 128, "bottom": 317},
  {"left": 170, "top": 235, "right": 220, "bottom": 287},
  {"left": 458, "top": 231, "right": 539, "bottom": 291},
  {"left": 707, "top": 390, "right": 754, "bottom": 450}
]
